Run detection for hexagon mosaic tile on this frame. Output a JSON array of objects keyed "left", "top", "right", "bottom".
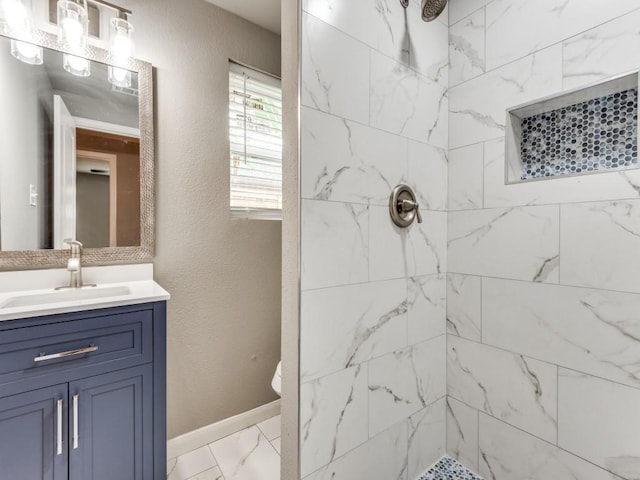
[
  {"left": 520, "top": 88, "right": 638, "bottom": 180},
  {"left": 418, "top": 456, "right": 484, "bottom": 480}
]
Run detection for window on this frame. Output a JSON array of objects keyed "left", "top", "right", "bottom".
[{"left": 229, "top": 62, "right": 283, "bottom": 220}]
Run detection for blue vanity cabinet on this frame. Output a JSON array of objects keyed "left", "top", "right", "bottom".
[
  {"left": 0, "top": 301, "right": 167, "bottom": 480},
  {"left": 0, "top": 385, "right": 68, "bottom": 480}
]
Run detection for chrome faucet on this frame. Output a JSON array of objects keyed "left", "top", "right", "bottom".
[{"left": 56, "top": 240, "right": 95, "bottom": 290}]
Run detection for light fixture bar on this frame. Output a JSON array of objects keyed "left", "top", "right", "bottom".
[{"left": 88, "top": 0, "right": 131, "bottom": 17}]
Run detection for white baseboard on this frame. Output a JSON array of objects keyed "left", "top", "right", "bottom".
[{"left": 167, "top": 399, "right": 281, "bottom": 460}]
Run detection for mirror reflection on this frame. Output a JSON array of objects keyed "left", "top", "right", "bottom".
[{"left": 0, "top": 34, "right": 140, "bottom": 251}]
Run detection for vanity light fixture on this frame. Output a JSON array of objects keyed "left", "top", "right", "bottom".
[
  {"left": 63, "top": 53, "right": 90, "bottom": 76},
  {"left": 107, "top": 10, "right": 133, "bottom": 87},
  {"left": 11, "top": 38, "right": 43, "bottom": 64},
  {"left": 57, "top": 0, "right": 88, "bottom": 50},
  {"left": 1, "top": 0, "right": 43, "bottom": 65}
]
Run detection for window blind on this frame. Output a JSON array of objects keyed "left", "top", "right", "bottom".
[{"left": 229, "top": 62, "right": 283, "bottom": 220}]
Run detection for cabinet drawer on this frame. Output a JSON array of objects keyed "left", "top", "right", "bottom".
[{"left": 0, "top": 310, "right": 153, "bottom": 387}]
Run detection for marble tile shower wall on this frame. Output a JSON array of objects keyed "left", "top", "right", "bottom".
[
  {"left": 299, "top": 0, "right": 448, "bottom": 479},
  {"left": 447, "top": 1, "right": 640, "bottom": 479}
]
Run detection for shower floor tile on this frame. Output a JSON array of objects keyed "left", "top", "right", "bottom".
[
  {"left": 167, "top": 414, "right": 281, "bottom": 480},
  {"left": 419, "top": 455, "right": 484, "bottom": 480}
]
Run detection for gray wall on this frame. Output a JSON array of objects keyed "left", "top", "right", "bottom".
[
  {"left": 0, "top": 45, "right": 51, "bottom": 251},
  {"left": 123, "top": 0, "right": 282, "bottom": 438}
]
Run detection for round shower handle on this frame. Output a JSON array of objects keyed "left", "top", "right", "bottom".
[{"left": 389, "top": 185, "right": 423, "bottom": 228}]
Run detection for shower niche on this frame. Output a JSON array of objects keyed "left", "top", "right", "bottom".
[{"left": 505, "top": 71, "right": 639, "bottom": 183}]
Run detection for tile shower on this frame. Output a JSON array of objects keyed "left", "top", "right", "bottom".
[{"left": 299, "top": 0, "right": 640, "bottom": 479}]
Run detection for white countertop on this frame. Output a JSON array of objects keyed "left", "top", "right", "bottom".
[{"left": 0, "top": 280, "right": 170, "bottom": 322}]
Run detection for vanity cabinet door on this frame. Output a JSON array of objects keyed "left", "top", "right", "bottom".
[
  {"left": 0, "top": 385, "right": 68, "bottom": 480},
  {"left": 68, "top": 365, "right": 153, "bottom": 480}
]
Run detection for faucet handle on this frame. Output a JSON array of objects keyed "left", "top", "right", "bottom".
[{"left": 64, "top": 239, "right": 83, "bottom": 255}]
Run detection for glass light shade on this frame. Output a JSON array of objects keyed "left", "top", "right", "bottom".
[
  {"left": 11, "top": 39, "right": 43, "bottom": 65},
  {"left": 63, "top": 53, "right": 90, "bottom": 77},
  {"left": 109, "top": 17, "right": 133, "bottom": 64},
  {"left": 57, "top": 0, "right": 88, "bottom": 50},
  {"left": 1, "top": 0, "right": 32, "bottom": 35},
  {"left": 108, "top": 66, "right": 131, "bottom": 88}
]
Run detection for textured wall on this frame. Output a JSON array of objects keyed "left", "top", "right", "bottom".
[
  {"left": 447, "top": 1, "right": 640, "bottom": 478},
  {"left": 121, "top": 0, "right": 282, "bottom": 438},
  {"left": 298, "top": 1, "right": 449, "bottom": 478}
]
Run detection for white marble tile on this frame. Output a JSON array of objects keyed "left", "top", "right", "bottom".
[
  {"left": 449, "top": 8, "right": 485, "bottom": 87},
  {"left": 270, "top": 437, "right": 281, "bottom": 455},
  {"left": 257, "top": 415, "right": 281, "bottom": 442},
  {"left": 448, "top": 205, "right": 560, "bottom": 283},
  {"left": 303, "top": 421, "right": 408, "bottom": 480},
  {"left": 407, "top": 140, "right": 448, "bottom": 212},
  {"left": 370, "top": 206, "right": 446, "bottom": 281},
  {"left": 301, "top": 279, "right": 408, "bottom": 382},
  {"left": 563, "top": 9, "right": 640, "bottom": 90},
  {"left": 369, "top": 336, "right": 446, "bottom": 437},
  {"left": 370, "top": 50, "right": 448, "bottom": 148},
  {"left": 301, "top": 106, "right": 408, "bottom": 205},
  {"left": 370, "top": 0, "right": 412, "bottom": 64},
  {"left": 449, "top": 0, "right": 492, "bottom": 25},
  {"left": 412, "top": 210, "right": 448, "bottom": 277},
  {"left": 187, "top": 468, "right": 224, "bottom": 480},
  {"left": 168, "top": 446, "right": 217, "bottom": 480},
  {"left": 446, "top": 397, "right": 479, "bottom": 472},
  {"left": 448, "top": 143, "right": 484, "bottom": 211},
  {"left": 485, "top": 0, "right": 640, "bottom": 71},
  {"left": 479, "top": 413, "right": 624, "bottom": 480},
  {"left": 484, "top": 138, "right": 640, "bottom": 208},
  {"left": 408, "top": 398, "right": 446, "bottom": 479},
  {"left": 300, "top": 365, "right": 369, "bottom": 477},
  {"left": 408, "top": 274, "right": 446, "bottom": 344},
  {"left": 561, "top": 200, "right": 640, "bottom": 293},
  {"left": 448, "top": 336, "right": 558, "bottom": 443},
  {"left": 446, "top": 274, "right": 481, "bottom": 342},
  {"left": 449, "top": 46, "right": 562, "bottom": 149},
  {"left": 209, "top": 426, "right": 279, "bottom": 480},
  {"left": 558, "top": 369, "right": 640, "bottom": 479},
  {"left": 301, "top": 12, "right": 369, "bottom": 124},
  {"left": 302, "top": 0, "right": 369, "bottom": 45},
  {"left": 301, "top": 200, "right": 368, "bottom": 290},
  {"left": 483, "top": 278, "right": 640, "bottom": 389},
  {"left": 407, "top": 3, "right": 449, "bottom": 86}
]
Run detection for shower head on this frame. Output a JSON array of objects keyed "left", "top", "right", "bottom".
[
  {"left": 421, "top": 0, "right": 448, "bottom": 22},
  {"left": 398, "top": 0, "right": 448, "bottom": 22}
]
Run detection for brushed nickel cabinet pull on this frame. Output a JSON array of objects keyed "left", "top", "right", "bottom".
[
  {"left": 73, "top": 394, "right": 79, "bottom": 449},
  {"left": 56, "top": 399, "right": 63, "bottom": 456},
  {"left": 34, "top": 345, "right": 98, "bottom": 363}
]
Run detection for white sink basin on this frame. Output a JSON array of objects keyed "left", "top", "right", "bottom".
[{"left": 0, "top": 286, "right": 131, "bottom": 309}]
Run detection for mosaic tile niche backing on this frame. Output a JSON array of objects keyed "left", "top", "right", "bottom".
[{"left": 519, "top": 87, "right": 638, "bottom": 180}]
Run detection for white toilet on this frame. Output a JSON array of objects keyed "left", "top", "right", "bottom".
[{"left": 271, "top": 361, "right": 282, "bottom": 396}]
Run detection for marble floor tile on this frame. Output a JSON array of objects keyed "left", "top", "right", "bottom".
[
  {"left": 187, "top": 467, "right": 225, "bottom": 480},
  {"left": 257, "top": 415, "right": 281, "bottom": 442},
  {"left": 167, "top": 446, "right": 218, "bottom": 480},
  {"left": 209, "top": 426, "right": 280, "bottom": 480},
  {"left": 270, "top": 437, "right": 281, "bottom": 455}
]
